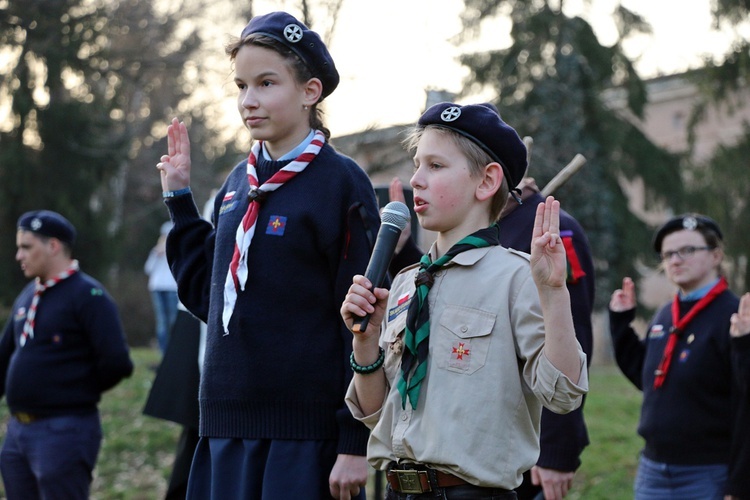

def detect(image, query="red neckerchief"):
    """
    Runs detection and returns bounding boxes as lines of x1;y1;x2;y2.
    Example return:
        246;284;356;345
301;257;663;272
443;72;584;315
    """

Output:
222;131;325;335
21;260;79;347
653;276;728;389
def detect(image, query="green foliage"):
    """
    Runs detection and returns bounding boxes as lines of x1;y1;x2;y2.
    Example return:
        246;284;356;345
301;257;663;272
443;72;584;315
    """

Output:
458;0;686;306
683;0;750;293
0;0;246;345
0;354;644;498
685;126;750;291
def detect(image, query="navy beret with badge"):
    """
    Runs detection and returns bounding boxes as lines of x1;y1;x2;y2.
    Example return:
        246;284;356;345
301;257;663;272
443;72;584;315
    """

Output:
240;11;339;100
18;210;76;245
418;102;528;190
652;213;723;253
17;210;77;246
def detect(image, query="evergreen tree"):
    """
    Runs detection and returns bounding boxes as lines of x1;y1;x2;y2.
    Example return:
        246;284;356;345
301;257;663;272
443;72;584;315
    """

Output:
685;0;750;291
0;0;217;337
458;0;685;303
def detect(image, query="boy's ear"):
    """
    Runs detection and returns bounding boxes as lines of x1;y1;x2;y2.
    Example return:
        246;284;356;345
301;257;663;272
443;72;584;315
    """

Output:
302;77;323;106
476;162;503;202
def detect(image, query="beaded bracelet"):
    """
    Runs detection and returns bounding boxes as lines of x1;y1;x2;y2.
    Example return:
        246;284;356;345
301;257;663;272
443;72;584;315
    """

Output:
350;347;385;375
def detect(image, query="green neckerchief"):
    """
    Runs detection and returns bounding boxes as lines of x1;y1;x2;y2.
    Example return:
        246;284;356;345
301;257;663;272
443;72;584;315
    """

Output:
397;223;501;409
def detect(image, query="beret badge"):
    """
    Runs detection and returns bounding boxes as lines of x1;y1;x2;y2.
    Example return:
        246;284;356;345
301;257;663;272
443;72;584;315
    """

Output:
440;106;461;122
31;218;42;231
682;216;698;231
283;24;303;43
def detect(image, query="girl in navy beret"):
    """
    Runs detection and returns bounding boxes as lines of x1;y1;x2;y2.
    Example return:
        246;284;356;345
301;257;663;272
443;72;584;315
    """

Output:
610;214;750;498
156;11;378;500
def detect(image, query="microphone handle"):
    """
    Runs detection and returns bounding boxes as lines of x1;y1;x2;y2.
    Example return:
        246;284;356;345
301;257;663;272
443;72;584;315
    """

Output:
352;224;401;333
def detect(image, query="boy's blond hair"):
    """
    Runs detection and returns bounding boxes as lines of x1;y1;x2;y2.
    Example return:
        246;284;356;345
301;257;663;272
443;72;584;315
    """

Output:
403;125;510;221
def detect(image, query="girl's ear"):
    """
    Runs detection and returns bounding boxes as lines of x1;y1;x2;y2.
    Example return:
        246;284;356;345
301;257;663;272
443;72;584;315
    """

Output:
476;162;503;202
302;77;323;107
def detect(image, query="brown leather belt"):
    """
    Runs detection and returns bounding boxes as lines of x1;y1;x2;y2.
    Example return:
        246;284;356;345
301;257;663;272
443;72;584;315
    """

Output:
386;466;468;494
12;412;38;424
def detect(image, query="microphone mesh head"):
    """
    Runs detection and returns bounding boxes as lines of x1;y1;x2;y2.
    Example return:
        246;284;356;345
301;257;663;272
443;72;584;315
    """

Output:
381;201;411;230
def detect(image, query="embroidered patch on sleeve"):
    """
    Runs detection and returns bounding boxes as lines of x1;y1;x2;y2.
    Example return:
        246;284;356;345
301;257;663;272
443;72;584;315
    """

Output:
219;192;238;216
388;292;410;322
561;230;586;284
648;324;665;339
14;307;27;322
266;215;287;236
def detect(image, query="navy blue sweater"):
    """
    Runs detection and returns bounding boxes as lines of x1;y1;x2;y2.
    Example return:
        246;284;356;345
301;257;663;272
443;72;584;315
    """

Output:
0;271;134;416
165;143;379;455
610;290;750;495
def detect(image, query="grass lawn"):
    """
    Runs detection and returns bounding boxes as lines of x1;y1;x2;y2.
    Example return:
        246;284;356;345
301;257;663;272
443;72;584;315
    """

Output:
0;349;643;499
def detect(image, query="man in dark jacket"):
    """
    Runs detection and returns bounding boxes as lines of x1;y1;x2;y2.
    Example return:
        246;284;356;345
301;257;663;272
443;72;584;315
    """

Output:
0;210;134;499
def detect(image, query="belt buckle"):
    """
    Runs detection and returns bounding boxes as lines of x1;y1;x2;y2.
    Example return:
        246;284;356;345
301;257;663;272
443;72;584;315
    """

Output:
394;469;428;494
15;412;35;424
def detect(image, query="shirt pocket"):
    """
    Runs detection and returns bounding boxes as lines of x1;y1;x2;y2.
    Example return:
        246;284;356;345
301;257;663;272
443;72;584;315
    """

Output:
435;304;496;375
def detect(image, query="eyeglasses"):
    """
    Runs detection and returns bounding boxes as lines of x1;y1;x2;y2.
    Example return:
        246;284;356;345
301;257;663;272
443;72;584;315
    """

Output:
660;245;715;261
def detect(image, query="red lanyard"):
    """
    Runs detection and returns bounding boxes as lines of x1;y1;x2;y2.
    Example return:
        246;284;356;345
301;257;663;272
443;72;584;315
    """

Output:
653;277;727;389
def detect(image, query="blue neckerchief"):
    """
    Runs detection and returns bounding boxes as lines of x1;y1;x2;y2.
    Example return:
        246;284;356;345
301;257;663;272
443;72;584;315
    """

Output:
261;129;315;161
680;277;720;301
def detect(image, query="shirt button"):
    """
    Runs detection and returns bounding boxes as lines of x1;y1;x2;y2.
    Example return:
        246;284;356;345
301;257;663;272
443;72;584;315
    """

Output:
401;413;408;421
461;325;468;333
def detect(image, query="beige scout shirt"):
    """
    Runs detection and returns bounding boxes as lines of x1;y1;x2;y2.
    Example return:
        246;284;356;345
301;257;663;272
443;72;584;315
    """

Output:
345;244;588;489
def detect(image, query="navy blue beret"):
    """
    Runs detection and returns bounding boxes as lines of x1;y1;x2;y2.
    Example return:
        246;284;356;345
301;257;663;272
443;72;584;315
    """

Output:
240;11;339;100
652;213;723;252
418;102;528;190
17;210;76;245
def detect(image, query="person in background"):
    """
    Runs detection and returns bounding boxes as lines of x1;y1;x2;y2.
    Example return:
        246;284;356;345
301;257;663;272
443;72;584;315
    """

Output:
155;11;380;499
143;301;201;500
143;196;215;500
388;174;595;500
729;292;750;498
0;210;134;499
609;213;749;499
144;221;179;354
342;102;588;498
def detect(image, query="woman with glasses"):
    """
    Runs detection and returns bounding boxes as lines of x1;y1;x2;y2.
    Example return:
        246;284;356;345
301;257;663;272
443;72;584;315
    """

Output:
609;213;750;500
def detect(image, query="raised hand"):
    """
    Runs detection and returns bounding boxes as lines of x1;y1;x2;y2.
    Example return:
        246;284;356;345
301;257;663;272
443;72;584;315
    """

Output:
730;292;750;338
610;277;637;312
156;118;192;192
530;196;566;289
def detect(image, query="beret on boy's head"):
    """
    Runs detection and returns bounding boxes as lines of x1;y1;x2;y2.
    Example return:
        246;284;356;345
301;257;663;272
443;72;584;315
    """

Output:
418;102;528;190
17;210;77;246
652;213;723;252
240;11;339;100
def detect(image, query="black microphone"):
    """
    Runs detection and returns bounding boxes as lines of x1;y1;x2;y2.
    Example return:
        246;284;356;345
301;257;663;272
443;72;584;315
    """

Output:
352;201;411;333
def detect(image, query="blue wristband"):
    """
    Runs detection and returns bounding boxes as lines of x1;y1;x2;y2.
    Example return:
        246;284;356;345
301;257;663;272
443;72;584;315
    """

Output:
163;187;191;199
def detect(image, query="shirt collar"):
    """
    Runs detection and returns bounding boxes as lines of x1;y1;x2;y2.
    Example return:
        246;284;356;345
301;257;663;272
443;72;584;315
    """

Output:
680;277;720;301
261;129;315;161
